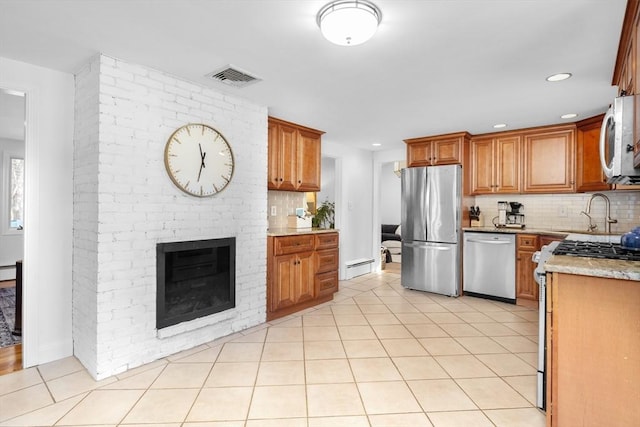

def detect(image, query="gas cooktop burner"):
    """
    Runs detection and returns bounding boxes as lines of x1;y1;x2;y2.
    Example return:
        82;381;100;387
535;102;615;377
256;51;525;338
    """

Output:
553;240;640;262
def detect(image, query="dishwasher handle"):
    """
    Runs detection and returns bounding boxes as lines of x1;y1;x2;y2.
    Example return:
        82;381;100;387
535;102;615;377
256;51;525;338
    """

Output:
466;238;513;245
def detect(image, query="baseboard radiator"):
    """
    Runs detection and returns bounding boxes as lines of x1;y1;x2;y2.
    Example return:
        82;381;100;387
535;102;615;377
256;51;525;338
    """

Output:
345;258;374;280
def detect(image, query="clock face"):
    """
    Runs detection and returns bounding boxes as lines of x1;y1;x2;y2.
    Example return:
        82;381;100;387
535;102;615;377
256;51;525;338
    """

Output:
164;124;234;197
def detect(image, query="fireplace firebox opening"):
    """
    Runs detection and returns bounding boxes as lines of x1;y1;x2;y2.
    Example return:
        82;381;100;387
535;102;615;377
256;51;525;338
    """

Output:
156;238;235;329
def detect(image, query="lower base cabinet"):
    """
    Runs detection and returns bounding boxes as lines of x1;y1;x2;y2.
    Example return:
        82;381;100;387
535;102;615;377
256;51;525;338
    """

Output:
267;232;339;320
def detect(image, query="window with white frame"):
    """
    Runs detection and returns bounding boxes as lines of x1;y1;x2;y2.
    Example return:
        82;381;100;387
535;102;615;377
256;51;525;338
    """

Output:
9;156;24;230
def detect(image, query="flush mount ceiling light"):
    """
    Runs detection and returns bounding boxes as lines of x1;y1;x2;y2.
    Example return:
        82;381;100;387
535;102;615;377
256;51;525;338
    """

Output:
316;0;382;46
546;73;572;82
493;123;507;129
561;113;578;119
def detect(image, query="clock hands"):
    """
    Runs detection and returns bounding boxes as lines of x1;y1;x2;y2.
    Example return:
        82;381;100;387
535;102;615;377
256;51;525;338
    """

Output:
197;143;207;182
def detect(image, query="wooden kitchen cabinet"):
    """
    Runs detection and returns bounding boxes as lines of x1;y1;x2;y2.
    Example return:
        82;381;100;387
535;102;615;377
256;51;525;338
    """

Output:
267;232;339;320
546;272;640;427
268;117;324;192
515;234;538;304
522;125;576;193
405;132;470;167
575;115;610;192
470;134;521;194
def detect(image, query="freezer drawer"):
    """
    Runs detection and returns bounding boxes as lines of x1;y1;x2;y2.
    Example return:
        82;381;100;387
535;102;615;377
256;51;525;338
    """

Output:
401;241;460;297
463;232;516;301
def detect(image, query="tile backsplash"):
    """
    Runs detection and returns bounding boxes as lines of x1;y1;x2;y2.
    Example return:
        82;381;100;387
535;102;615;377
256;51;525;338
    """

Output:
268;191;306;229
473;191;640;234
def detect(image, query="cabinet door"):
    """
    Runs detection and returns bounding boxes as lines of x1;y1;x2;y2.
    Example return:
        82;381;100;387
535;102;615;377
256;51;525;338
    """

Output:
432;137;462;165
296;129;321;191
576;115;609;192
277;124;299;190
267;121;280;189
470;137;494;194
407;141;432;167
523;127;575;193
495;135;521;193
271;254;297;312
316;271;338;298
315;248;339;274
516;249;537;300
296;251;315;304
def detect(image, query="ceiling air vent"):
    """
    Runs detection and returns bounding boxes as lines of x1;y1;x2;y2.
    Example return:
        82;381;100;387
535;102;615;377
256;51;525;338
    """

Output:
205;65;261;88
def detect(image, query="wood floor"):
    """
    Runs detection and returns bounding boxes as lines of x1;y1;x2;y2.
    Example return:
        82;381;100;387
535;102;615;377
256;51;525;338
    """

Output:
0;279;23;375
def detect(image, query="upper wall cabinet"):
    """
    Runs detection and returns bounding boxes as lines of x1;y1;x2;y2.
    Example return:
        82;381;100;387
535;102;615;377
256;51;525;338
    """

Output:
268;117;324;192
470;134;521;195
522;125;576;193
576;115;610;192
405;132;471;168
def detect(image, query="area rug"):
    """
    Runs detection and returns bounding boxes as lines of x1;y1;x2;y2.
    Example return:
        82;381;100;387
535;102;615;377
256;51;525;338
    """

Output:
0;287;21;347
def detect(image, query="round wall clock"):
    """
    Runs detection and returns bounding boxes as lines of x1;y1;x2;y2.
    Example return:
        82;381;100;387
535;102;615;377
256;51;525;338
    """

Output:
164;123;234;197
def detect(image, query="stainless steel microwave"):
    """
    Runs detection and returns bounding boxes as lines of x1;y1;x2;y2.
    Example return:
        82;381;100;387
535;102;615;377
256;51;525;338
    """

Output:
599;95;640;184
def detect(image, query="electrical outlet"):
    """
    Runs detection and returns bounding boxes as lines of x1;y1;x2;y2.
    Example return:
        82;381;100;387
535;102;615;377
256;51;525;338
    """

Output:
558;205;568;217
270;206;277;216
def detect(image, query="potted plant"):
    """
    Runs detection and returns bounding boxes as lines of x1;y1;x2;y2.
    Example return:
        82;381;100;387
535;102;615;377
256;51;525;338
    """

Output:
312;199;335;229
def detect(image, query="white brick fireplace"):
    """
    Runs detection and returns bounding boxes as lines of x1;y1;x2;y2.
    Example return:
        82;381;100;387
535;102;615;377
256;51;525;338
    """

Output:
73;54;268;380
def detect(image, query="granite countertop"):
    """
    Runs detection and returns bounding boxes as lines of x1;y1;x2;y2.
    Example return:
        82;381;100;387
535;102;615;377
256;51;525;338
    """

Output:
462;226;571;236
545;255;640;281
267;228;338;237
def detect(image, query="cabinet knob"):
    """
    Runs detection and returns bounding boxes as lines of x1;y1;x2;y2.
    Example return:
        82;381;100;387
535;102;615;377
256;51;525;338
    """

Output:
279;178;283;182
298;180;301;183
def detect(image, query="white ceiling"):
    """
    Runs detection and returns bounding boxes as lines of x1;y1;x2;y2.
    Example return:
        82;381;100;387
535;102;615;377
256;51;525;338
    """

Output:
0;0;628;151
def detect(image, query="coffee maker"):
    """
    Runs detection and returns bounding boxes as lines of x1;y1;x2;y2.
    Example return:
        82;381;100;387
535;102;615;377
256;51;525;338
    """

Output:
496;201;525;228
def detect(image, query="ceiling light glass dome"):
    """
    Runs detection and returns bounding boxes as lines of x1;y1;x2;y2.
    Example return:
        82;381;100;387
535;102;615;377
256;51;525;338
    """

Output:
317;0;382;46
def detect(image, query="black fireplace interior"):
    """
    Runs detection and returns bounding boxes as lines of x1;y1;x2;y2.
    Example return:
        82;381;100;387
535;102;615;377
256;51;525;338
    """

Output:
157;238;235;329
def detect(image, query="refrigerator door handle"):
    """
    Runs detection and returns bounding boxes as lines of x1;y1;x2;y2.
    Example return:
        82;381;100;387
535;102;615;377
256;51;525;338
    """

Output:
467;239;513;245
405;242;449;251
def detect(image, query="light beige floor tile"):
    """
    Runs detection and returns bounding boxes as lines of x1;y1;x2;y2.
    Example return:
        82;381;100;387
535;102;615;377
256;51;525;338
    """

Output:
470;322;521;336
456;377;530;409
394;313;431;324
373;287;401;296
342;340;387;358
406;324;449;338
172;346;222;363
378;296;408;305
37;356;84;381
46;369;117;401
413;303;451;313
504;322;540;335
492;336;538;353
115;359;168;380
230;328;268;343
269;317;303;327
503;375;538;405
307;383;364;417
454;337;509;354
261;341;304;361
515;352;538;368
305;359;354;383
385;304;420;314
303;326;341;341
245;418;306;427
216;342;264;362
440;303;477;313
358;304;392;314
0;393;85;427
484;408;546;426
122;388;200;424
364;313;400;325
476;353;537;377
308;415;369;427
426;313;466;324
454;311;495;323
354;295;383;305
349;357;401;382
380;338;429;357
331;304;363;315
151;363;212;388
511;311;539;322
371;324;413;339
486;311;529;323
419;337;469;356
333;314;369;326
370;413;433;426
338;325;377;340
188;422;243;427
357;381;422;414
434;355;496;378
408;379;477;412
101;366;165;390
303;315;336;327
166;345;211;362
256;360;305;385
57;389;144;425
392;356;449;380
439;323;484;337
204;362;258;387
186;387;252;422
427;410;494;427
304;340;347;359
0;367;42;396
248;385;307;419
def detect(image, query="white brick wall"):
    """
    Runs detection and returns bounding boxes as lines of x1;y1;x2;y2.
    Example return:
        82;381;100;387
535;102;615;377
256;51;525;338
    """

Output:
73;54;268;380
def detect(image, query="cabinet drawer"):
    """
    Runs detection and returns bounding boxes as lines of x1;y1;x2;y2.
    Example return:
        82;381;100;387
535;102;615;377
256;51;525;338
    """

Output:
316;271;338;298
315;232;339;250
273;235;315;255
316;249;339;274
517;234;538;250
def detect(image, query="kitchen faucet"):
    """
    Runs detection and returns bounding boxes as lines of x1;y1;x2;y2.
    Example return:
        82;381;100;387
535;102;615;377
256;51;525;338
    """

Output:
581;193;617;233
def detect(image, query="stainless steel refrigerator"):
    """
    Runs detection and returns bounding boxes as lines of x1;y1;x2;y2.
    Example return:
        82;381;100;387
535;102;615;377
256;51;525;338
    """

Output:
401;165;461;296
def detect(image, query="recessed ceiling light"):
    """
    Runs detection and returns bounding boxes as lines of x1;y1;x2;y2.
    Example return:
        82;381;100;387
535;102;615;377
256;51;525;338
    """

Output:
372;143;382;147
561;113;578;119
493;123;507;129
546;73;572;82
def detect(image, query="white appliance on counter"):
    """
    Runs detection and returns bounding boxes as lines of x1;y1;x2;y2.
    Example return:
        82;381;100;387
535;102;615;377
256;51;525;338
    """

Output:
462;231;516;303
401;165;461;296
599;94;640;184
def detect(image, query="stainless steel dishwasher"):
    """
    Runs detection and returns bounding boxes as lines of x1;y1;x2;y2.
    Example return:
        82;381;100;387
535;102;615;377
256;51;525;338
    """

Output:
463;231;516;303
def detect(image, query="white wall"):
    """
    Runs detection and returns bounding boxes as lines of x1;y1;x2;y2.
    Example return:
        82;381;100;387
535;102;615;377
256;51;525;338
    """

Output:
0;137;25;281
0;56;75;367
379;161;402;225
318;156;336;207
